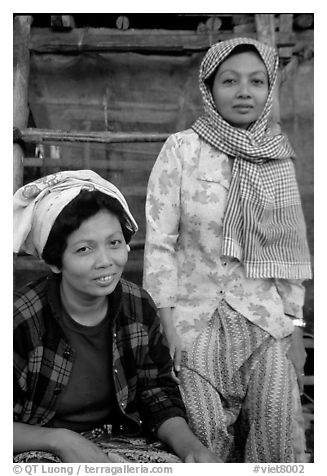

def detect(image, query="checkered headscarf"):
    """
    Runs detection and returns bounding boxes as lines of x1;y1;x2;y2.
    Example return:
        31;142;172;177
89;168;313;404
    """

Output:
193;37;312;279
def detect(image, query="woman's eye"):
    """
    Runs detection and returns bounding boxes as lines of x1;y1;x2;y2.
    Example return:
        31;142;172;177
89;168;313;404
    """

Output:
110;240;122;248
222;78;235;84
252;78;265;85
76;246;91;254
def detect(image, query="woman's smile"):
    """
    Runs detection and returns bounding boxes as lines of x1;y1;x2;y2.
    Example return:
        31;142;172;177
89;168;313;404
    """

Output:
94;273;116;285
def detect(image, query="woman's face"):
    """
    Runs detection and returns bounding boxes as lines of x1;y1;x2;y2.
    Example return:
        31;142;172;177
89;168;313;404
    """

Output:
212;50;269;129
59;209;128;303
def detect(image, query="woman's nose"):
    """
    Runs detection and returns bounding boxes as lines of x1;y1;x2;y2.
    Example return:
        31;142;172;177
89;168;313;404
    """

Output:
95;247;113;267
237;81;251;97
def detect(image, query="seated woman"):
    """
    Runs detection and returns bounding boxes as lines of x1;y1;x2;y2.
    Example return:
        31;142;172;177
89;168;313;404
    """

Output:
13;170;221;463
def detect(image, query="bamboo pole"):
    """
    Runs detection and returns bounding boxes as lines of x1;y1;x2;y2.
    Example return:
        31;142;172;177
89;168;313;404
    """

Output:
13;15;33;193
16;128;170;145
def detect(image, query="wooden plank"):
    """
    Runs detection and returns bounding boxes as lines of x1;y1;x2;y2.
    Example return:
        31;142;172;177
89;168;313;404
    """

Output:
29;27;312;54
13;15;33;193
29;27;244;53
27;21;314;55
18;128;170;145
23;156;157;170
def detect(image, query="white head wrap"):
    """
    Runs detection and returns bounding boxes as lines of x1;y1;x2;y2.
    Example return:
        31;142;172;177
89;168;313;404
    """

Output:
13;170;138;258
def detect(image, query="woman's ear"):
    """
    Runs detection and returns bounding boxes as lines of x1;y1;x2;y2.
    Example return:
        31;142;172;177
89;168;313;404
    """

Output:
49;264;61;274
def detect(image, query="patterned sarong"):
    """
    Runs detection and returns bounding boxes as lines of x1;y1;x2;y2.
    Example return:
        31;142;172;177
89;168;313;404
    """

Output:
13;426;182;463
179;300;306;462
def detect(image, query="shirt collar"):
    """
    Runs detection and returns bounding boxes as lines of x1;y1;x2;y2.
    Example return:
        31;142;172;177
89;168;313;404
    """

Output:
45;273;123;325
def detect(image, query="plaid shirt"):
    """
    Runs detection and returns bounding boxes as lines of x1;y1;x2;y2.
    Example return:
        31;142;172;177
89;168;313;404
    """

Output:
14;274;186;436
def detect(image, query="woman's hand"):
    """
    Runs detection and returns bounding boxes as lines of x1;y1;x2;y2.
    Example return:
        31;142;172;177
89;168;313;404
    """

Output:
157;416;223;463
184;447;223;463
287;327;307;394
52;429;112;463
158;308;183;378
14;423;113;463
165;326;183;376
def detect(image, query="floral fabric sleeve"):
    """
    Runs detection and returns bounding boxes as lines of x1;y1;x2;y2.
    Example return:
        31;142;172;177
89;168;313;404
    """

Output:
143;135;182;308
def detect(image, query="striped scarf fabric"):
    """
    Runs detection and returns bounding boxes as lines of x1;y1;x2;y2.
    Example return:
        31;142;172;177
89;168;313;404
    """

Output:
192;37;312;279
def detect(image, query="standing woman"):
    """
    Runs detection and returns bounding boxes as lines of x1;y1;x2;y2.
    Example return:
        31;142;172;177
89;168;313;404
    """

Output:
143;37;312;462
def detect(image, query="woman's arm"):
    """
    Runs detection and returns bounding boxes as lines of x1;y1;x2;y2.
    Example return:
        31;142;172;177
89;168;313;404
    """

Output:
287;327;307;393
157;416;221;462
14;422;111;463
274;279;307;391
159;307;182;373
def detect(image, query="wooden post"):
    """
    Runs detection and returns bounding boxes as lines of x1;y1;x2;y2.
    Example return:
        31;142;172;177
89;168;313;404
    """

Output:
13;15;32;193
255;14;280;126
255;14;276;46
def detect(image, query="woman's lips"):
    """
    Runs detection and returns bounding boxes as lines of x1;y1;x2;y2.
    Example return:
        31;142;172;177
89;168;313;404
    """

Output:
233;104;253;111
94;274;115;284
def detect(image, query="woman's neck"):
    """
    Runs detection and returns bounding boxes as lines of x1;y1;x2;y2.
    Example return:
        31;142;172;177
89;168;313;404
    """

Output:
59;283;108;326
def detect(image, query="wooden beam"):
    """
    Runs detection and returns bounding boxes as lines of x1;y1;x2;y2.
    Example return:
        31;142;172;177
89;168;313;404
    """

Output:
29;27;242;53
13;15;33;193
17;128;170;145
28;26;312;55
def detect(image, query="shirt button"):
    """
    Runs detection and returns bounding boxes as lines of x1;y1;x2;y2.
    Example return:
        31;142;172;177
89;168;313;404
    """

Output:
63;350;71;359
121;402;125;407
219;290;224;295
54;387;61;395
114;369;118;374
222;261;227;266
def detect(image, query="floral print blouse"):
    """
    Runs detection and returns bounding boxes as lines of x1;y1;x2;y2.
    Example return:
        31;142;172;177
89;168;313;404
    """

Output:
143;129;304;350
